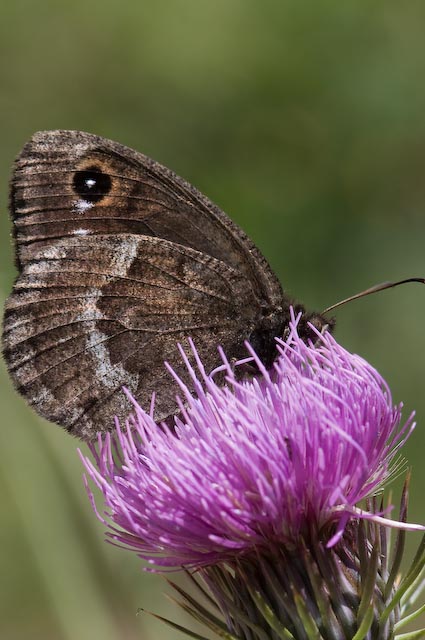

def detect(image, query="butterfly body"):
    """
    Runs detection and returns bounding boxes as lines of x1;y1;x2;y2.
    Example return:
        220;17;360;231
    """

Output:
3;131;329;440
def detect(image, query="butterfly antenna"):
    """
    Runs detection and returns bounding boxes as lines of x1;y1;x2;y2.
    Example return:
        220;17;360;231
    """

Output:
322;278;425;315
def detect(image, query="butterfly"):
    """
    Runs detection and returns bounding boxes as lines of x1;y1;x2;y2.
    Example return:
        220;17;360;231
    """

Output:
2;130;330;440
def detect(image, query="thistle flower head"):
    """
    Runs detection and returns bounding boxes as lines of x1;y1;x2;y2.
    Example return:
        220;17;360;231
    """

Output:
82;316;415;569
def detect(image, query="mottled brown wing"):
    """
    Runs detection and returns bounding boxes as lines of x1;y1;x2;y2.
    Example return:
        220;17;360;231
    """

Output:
10;130;283;305
3;130;286;440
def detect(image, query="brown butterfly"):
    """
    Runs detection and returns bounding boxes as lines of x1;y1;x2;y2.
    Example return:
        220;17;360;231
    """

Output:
2;131;329;441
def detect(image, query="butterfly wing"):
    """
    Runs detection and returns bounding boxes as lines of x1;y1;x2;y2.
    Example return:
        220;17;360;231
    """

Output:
3;130;285;439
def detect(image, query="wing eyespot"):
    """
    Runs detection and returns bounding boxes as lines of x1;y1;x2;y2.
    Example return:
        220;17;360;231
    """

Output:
72;165;112;203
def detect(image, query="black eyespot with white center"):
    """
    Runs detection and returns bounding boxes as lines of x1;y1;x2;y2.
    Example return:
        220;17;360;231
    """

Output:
72;165;112;203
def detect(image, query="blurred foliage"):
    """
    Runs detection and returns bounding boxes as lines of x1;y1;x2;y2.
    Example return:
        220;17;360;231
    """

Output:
1;1;425;638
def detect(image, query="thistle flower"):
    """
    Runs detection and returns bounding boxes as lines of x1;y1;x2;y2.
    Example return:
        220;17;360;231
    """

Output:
82;315;425;639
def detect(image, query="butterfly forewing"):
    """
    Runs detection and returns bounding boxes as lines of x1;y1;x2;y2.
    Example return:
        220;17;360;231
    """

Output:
10;131;283;299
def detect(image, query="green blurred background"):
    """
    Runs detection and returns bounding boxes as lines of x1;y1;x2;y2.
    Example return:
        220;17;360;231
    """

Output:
1;1;425;638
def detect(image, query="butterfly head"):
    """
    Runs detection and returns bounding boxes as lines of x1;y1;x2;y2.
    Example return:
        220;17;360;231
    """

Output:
248;303;334;370
291;304;336;344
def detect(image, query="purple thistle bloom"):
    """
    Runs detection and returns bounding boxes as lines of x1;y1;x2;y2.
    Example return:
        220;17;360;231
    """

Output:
81;316;417;570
